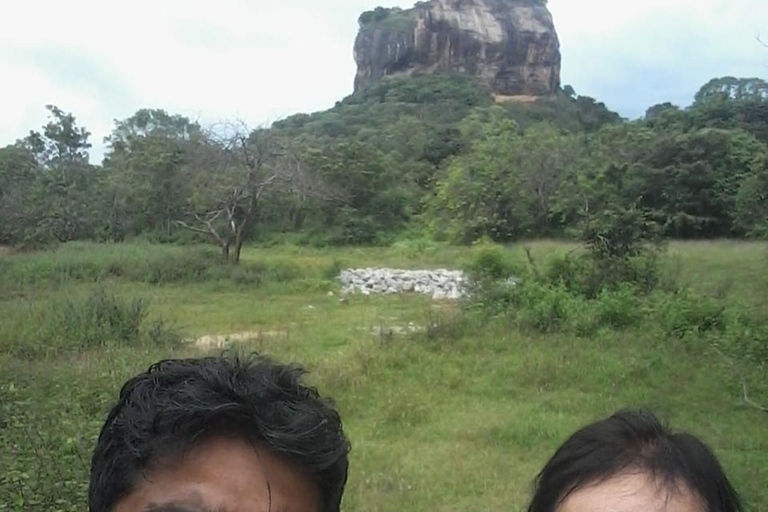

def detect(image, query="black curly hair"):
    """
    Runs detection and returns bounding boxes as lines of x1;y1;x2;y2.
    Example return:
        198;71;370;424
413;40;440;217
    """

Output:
527;409;743;512
89;355;350;512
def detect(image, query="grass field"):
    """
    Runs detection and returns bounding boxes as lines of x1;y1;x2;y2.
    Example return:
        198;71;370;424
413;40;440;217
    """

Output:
0;241;766;512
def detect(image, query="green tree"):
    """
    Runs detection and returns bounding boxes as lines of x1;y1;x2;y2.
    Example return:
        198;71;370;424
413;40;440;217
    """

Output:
431;122;583;242
735;156;768;237
0;145;38;244
104;109;205;241
21;106;105;243
304;141;409;244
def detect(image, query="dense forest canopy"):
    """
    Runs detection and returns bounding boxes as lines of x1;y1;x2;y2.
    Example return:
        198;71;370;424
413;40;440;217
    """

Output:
1;75;767;254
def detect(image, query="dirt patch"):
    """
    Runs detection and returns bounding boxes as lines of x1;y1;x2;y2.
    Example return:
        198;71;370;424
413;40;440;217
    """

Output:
493;94;541;104
0;245;11;256
190;330;287;349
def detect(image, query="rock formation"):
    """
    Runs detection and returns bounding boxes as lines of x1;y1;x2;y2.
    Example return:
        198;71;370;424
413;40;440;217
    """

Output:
354;0;561;98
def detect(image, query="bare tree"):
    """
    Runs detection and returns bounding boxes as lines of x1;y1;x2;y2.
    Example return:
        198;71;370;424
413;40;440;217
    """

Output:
175;123;329;264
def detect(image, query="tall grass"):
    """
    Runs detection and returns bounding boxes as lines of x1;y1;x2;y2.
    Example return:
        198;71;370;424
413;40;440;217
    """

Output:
0;287;180;358
0;242;307;288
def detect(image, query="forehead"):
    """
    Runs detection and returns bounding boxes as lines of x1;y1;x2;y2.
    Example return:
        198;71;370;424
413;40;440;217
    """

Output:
113;437;321;512
556;472;705;512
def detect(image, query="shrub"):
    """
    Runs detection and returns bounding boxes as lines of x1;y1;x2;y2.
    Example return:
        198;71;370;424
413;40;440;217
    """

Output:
465;241;521;282
514;282;577;333
546;249;663;298
594;285;642;329
651;291;728;339
717;313;768;367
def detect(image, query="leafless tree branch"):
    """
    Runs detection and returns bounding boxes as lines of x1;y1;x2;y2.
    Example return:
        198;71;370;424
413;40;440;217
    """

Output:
173;220;212;236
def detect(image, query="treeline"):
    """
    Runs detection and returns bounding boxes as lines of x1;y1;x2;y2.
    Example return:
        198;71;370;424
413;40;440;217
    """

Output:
1;75;767;255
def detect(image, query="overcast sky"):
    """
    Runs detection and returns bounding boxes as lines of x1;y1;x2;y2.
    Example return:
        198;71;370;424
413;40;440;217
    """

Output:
1;0;766;162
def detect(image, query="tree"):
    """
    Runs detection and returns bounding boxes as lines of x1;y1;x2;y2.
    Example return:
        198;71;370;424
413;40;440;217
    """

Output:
176;125;326;263
694;77;768;103
0;145;38;244
104;109;206;241
735;156;768;237
303;141;409;244
431;121;583;243
23;105;92;166
20;106;105;243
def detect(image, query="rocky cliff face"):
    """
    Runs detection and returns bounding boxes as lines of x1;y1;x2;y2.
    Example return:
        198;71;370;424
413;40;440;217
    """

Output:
354;0;561;98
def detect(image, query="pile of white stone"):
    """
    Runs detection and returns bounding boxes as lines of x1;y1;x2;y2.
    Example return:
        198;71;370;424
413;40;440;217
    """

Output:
340;268;467;300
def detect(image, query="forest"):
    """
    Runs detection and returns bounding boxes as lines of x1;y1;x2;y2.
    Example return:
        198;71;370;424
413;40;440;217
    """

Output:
2;75;767;260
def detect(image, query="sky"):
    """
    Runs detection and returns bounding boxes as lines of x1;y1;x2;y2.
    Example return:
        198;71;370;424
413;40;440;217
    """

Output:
0;0;766;162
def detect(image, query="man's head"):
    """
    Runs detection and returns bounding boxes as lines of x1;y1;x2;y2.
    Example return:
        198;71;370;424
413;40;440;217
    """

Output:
89;356;350;512
527;409;743;512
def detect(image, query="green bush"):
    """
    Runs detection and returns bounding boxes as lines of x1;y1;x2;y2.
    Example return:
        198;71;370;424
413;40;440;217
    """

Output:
515;282;576;333
465;241;521;282
462;242;528;315
594;285;642;329
546;250;663;298
717;313;768;367
651;291;727;339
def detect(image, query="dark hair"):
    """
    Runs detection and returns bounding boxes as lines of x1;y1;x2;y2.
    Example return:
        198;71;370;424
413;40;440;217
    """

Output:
527;409;743;512
89;355;350;512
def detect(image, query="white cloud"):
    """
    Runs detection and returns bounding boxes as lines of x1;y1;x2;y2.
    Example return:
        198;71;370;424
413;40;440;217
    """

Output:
1;0;766;162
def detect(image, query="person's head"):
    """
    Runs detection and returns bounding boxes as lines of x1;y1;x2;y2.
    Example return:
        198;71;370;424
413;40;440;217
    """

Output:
89;355;350;512
527;409;743;512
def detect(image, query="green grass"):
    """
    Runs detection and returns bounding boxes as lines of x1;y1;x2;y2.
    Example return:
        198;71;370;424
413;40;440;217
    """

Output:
1;241;766;512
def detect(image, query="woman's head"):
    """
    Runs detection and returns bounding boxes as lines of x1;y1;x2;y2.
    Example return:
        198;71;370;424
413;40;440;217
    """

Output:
527;410;743;512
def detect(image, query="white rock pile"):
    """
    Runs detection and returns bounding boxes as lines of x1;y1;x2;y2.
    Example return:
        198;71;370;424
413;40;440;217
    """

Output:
340;268;467;300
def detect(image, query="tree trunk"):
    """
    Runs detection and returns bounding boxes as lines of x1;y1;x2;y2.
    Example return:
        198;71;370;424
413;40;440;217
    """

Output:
111;191;122;243
233;196;258;266
221;242;230;261
234;238;244;265
292;207;305;230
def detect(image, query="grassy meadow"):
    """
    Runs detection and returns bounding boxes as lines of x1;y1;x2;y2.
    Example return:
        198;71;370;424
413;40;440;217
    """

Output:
0;240;766;512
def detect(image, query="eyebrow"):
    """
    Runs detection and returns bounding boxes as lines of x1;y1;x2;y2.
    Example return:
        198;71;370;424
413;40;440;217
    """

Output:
143;501;297;512
144;504;221;512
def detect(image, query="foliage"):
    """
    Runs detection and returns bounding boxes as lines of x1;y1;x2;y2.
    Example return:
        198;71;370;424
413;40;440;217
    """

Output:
358;7;404;27
430;121;584;243
2;75;768;250
0;146;37;243
464;240;521;282
735;158;768;237
104;109;206;241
